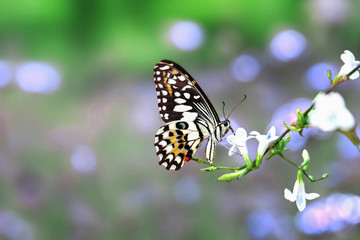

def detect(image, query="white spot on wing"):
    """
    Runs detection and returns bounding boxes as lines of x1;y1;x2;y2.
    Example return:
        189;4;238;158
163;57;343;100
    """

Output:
170;164;177;170
188;132;200;141
166;154;174;161
164;145;173;154
178;75;186;81
161;90;168;95
174;156;182;164
164;113;169;119
184;93;190;99
175;98;186;104
159;65;170;70
162;98;167;103
156;71;160;75
168;79;176;84
162;106;166;110
194;95;200;99
181;112;198;121
174;105;192;112
174;92;181;97
159;140;167;147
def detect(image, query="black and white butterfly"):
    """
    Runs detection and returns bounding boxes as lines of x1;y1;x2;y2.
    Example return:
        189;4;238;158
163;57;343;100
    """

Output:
154;60;233;170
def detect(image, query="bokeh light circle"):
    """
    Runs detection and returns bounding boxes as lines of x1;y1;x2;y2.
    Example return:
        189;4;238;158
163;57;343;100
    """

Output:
231;54;262;82
15;62;61;94
0;61;12;88
270;30;307;62
169;21;204;51
70;145;98;174
303;62;336;91
295;193;360;235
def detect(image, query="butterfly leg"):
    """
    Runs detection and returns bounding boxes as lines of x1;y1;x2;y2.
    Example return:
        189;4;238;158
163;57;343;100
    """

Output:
205;138;216;163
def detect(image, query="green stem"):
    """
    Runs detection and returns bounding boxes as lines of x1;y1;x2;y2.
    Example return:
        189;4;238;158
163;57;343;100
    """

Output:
279;154;299;169
191;158;246;171
278;154;326;183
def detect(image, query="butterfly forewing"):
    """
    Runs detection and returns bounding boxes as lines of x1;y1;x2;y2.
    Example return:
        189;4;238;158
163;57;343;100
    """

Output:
154;60;219;125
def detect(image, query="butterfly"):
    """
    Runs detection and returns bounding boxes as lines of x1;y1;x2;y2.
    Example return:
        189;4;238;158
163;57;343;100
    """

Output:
154;60;233;170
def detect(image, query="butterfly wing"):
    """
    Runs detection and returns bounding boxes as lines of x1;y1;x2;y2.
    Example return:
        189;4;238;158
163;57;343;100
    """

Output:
154;121;210;170
154;60;220;125
153;60;221;170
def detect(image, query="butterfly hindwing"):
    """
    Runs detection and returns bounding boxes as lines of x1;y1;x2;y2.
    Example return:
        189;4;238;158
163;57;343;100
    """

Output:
154;121;210;170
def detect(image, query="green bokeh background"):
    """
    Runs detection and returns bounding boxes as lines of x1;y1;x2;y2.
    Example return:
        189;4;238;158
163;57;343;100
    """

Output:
0;0;360;239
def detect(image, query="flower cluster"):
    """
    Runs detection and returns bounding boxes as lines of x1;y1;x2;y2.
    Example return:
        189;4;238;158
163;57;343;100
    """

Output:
226;126;279;168
308;92;355;132
338;50;360;80
284;150;320;212
223;50;359;212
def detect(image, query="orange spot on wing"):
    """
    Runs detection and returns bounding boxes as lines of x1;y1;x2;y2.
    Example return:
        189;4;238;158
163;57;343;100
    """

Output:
184;156;190;162
166;84;173;96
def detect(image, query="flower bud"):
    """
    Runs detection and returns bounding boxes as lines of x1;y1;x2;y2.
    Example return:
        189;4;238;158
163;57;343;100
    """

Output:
327;69;332;80
322;173;329;179
217;168;248;182
296;109;305;126
284;135;291;144
200;166;217;172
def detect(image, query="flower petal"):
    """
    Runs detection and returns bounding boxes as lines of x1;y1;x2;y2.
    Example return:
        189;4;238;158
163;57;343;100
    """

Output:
236;128;247;138
309;92;355;132
345;50;355;62
227;135;236;145
228;145;237;156
349;70;360;80
249;130;260;136
305;192;320;200
284;188;296;202
296;194;306;212
267;126;276;137
338;109;356;131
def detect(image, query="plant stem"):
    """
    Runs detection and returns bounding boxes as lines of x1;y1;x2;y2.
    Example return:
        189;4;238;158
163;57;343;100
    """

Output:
191;158;246;171
278;154;326;183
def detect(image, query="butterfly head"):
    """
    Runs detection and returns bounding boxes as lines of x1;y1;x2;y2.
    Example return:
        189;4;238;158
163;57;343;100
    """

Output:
219;119;234;138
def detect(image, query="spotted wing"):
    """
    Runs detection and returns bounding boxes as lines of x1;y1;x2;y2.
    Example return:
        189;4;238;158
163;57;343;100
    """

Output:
153;60;220;126
154;121;211;170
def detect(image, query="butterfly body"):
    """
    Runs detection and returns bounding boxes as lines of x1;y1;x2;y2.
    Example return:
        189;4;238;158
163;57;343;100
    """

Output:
154;60;232;170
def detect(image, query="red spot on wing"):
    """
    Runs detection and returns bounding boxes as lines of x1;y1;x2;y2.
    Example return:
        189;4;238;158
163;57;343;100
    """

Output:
184;156;190;162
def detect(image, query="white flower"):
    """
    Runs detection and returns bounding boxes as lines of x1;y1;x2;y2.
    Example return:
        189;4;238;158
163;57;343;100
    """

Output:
284;178;319;212
227;128;253;156
250;126;279;157
339;50;360;80
308;92;355;132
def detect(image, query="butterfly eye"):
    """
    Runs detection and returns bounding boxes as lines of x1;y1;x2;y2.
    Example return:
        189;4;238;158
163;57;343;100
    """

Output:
223;121;229;127
176;122;188;129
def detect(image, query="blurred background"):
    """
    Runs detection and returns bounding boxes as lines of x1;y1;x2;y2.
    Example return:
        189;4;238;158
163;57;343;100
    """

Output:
0;0;360;239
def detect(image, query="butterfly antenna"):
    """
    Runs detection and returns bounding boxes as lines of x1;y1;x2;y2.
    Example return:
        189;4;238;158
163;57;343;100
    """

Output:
222;101;226;119
226;94;247;119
